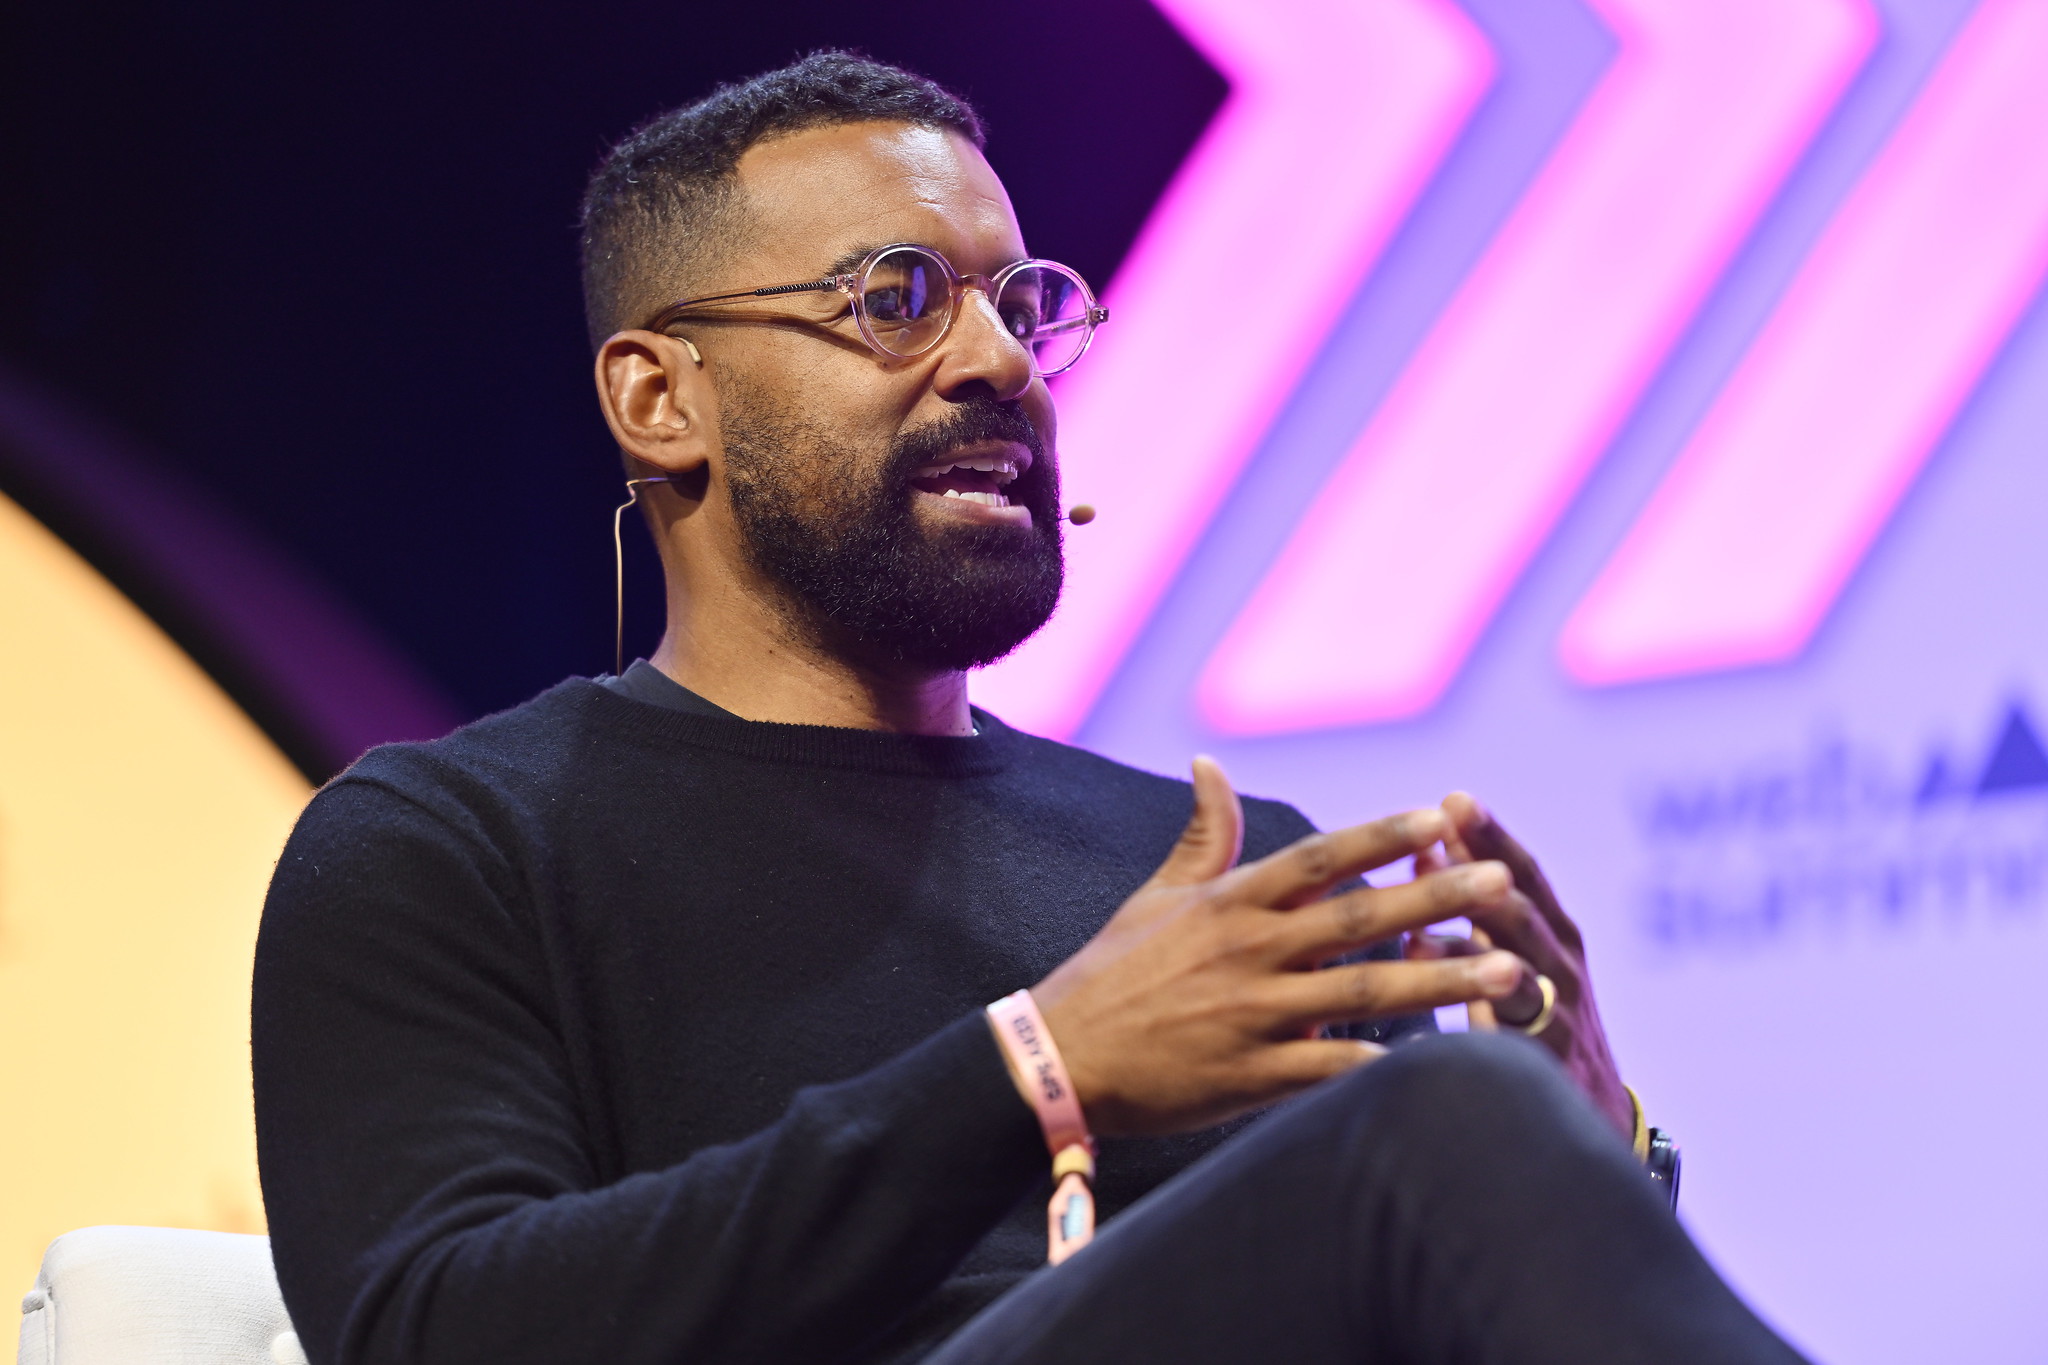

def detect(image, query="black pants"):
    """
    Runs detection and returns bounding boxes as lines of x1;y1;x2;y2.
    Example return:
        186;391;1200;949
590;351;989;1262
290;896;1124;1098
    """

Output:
926;1033;1806;1365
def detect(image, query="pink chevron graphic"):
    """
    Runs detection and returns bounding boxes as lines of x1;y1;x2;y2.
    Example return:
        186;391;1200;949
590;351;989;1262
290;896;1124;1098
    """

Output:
1197;0;1875;735
1561;0;2048;686
970;0;1493;738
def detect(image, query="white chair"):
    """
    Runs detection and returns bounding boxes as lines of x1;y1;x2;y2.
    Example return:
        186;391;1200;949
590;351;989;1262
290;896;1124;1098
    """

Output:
17;1227;304;1365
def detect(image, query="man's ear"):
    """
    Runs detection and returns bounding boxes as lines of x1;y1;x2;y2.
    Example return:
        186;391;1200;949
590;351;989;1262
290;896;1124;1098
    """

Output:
594;331;716;475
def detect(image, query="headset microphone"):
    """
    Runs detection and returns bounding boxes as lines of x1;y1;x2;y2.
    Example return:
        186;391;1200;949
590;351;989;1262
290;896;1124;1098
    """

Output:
614;476;673;677
1066;504;1096;526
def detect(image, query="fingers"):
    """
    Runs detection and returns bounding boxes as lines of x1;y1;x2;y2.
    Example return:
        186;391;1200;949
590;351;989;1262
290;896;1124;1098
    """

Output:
1227;807;1449;910
1464;888;1569;981
1460;927;1504;1032
1471;926;1544;1026
1256;1037;1387;1093
1265;952;1524;1031
1273;860;1511;962
1404;931;1482;960
1443;792;1582;951
1149;756;1246;888
1447;924;1543;1030
1444;793;1535;893
1488;967;1549;1028
1466;901;1582;1037
1436;801;1475;866
1392;933;1540;1031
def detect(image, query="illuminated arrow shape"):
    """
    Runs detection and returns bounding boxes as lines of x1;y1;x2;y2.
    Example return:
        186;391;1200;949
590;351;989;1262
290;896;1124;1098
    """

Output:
971;0;1494;738
1198;0;1875;735
1561;0;2048;685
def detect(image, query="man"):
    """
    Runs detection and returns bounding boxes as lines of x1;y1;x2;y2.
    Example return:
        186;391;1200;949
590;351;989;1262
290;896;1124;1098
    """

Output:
253;52;1806;1365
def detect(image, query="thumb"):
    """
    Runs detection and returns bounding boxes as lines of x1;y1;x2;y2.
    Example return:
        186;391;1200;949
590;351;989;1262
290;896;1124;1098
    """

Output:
1151;755;1245;887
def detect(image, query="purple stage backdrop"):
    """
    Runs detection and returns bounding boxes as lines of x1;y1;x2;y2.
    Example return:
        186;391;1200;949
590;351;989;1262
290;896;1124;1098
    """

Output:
976;0;2048;1358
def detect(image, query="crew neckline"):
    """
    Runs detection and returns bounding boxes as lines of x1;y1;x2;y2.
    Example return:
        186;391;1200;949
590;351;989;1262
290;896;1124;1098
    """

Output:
568;678;1020;778
602;659;981;737
600;660;743;719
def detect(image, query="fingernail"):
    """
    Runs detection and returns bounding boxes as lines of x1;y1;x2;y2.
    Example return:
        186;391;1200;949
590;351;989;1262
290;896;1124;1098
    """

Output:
1449;791;1492;827
1408;808;1447;839
1464;862;1509;897
1477;953;1521;994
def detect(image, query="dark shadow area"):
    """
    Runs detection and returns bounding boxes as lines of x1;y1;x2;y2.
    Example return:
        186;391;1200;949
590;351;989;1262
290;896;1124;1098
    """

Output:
0;363;463;781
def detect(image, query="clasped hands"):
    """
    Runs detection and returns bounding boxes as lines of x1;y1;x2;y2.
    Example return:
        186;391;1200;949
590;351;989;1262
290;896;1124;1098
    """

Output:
1032;757;1633;1140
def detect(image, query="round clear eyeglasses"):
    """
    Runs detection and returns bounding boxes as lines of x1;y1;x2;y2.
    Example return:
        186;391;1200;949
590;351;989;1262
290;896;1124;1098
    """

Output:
644;242;1109;376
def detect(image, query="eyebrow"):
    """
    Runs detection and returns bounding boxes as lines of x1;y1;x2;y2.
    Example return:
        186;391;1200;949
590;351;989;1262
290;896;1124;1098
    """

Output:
809;243;1032;282
816;244;886;279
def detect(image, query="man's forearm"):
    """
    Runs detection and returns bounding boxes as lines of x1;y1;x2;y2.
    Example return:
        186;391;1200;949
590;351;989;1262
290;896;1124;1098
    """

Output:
267;1013;1044;1365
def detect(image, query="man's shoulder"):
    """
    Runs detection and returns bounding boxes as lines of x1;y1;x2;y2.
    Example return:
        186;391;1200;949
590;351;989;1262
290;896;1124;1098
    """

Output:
309;677;617;833
341;673;590;777
979;710;1317;858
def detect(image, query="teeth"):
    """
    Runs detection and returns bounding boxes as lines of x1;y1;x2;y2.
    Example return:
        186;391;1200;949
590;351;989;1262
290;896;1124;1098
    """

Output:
939;489;1011;507
915;458;1020;486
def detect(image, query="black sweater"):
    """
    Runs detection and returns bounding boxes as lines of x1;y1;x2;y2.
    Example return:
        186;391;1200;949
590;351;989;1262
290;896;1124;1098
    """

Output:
252;678;1423;1365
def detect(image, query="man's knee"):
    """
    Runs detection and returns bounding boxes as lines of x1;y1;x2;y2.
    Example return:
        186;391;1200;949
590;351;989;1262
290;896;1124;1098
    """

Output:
1304;1030;1595;1161
1374;1030;1570;1115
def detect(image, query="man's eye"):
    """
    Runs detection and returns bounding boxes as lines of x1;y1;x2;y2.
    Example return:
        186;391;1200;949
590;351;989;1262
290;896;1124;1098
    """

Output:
864;267;936;325
866;288;909;322
1000;305;1040;340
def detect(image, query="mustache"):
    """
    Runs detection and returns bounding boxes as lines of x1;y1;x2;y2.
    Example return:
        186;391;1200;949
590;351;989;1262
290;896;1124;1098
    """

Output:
887;398;1046;479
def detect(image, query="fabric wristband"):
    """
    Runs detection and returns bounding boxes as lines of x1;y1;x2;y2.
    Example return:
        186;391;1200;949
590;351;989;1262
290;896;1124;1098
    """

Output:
986;989;1096;1264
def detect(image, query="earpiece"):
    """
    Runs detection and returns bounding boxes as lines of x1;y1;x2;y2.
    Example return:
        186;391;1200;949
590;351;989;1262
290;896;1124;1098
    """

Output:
678;337;703;366
1066;504;1096;526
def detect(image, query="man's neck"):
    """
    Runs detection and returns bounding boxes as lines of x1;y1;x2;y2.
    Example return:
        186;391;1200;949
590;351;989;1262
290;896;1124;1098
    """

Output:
647;608;974;738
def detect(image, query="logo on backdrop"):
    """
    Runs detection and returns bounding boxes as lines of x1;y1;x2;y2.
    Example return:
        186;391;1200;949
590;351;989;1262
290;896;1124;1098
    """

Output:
978;0;2048;739
1633;699;2048;950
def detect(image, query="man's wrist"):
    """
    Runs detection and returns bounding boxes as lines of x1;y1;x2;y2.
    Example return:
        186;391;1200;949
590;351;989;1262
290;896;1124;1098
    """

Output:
1624;1084;1681;1210
987;1012;1040;1110
985;990;1098;1264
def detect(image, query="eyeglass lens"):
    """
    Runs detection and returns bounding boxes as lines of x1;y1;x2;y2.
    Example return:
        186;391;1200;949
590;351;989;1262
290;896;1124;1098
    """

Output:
858;246;1096;374
858;248;951;356
997;264;1093;375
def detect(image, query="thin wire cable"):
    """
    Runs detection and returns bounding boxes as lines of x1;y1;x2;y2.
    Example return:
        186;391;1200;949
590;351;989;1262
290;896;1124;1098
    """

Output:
614;477;672;677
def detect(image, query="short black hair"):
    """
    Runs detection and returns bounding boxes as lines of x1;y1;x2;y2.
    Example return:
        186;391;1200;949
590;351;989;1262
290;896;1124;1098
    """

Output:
578;51;985;350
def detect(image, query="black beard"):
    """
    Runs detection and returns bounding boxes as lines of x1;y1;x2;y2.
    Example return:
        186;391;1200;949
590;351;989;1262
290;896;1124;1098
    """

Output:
721;390;1064;672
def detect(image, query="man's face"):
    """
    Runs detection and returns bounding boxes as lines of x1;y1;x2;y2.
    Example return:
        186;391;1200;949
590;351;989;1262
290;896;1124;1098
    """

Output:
702;122;1063;673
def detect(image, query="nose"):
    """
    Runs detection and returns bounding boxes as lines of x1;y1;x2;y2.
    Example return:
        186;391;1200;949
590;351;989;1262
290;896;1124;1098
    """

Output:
928;285;1035;404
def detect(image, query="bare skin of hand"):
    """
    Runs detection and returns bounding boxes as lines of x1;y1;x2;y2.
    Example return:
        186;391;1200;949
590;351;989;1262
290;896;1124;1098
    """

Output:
1026;758;1532;1138
1406;792;1634;1139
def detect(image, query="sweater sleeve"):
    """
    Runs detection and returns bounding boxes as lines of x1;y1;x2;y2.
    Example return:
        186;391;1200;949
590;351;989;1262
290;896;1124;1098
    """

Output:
252;776;1045;1365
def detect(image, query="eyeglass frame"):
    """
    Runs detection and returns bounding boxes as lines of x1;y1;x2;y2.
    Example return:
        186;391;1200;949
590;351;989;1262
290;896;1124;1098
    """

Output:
641;241;1110;376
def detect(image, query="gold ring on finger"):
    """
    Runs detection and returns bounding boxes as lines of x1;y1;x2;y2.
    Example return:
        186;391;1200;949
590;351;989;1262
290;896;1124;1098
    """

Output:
1517;974;1558;1037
